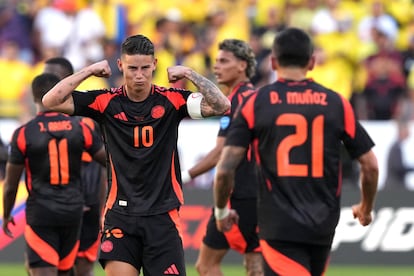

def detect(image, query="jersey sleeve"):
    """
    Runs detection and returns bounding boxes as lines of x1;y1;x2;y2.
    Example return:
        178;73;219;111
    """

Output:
80;120;104;157
72;90;107;122
342;120;375;159
8;126;25;164
224;95;256;148
338;94;375;159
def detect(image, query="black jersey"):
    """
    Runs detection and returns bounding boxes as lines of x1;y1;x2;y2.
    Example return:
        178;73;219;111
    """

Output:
226;78;375;245
8;112;103;226
72;85;192;216
217;82;257;199
79;117;104;206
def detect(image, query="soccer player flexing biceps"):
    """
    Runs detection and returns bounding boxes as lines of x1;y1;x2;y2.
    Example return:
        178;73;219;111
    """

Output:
213;27;379;276
42;34;230;276
2;73;106;276
181;39;263;276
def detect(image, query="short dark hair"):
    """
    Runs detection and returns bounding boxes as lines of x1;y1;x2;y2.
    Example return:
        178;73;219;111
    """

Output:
121;34;154;56
218;39;257;79
272;27;314;67
45;57;74;76
32;73;60;103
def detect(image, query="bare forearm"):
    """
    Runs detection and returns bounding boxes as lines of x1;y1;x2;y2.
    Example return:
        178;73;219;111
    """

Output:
3;163;23;219
214;170;235;208
3;190;17;218
43;67;93;108
2;183;18;220
189;147;222;178
184;69;230;117
213;146;246;208
360;170;378;211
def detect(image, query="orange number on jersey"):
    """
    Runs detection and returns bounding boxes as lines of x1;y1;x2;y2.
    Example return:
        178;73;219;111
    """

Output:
48;138;69;185
276;114;324;177
133;126;154;148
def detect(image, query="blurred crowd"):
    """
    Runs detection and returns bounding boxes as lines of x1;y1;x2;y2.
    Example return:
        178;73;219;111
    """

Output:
2;0;414;123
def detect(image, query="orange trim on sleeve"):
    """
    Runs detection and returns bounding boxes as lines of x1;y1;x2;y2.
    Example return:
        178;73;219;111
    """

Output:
25;225;59;267
80;121;93;150
81;117;96;130
58;240;80;271
88;93;117;112
241;93;257;129
340;95;356;139
260;240;311;276
16;127;26;155
80;118;95;162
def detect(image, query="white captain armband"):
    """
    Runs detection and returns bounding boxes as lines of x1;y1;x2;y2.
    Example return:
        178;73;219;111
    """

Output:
187;92;203;119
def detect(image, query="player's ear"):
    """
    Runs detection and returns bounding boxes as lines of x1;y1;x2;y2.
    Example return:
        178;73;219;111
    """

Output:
308;55;316;71
117;58;123;72
271;56;278;70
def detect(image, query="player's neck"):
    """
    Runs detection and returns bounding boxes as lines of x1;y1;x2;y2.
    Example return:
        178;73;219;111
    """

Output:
36;103;49;113
276;67;308;81
125;84;151;102
226;77;250;94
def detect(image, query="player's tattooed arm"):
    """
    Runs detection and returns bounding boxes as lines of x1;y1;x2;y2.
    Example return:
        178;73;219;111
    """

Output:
185;70;230;117
167;66;230;117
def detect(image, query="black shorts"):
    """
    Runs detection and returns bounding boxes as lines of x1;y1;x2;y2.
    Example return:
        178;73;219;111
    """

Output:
260;239;331;276
99;209;186;275
77;203;101;262
25;223;81;271
203;198;260;254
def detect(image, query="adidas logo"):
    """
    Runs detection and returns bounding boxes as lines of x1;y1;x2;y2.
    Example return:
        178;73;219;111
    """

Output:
114;112;128;121
164;264;179;275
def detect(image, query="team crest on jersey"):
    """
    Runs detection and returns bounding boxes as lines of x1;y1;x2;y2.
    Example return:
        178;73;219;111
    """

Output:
220;116;230;130
151;105;165;119
101;240;113;253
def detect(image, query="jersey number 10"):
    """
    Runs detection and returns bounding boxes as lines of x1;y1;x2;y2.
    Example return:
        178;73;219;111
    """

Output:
133;126;154;148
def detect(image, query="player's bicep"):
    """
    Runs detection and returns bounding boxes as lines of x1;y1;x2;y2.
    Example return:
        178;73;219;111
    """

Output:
50;94;75;115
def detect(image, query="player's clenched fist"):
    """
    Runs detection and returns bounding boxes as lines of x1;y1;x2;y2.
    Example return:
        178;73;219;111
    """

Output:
352;203;373;226
89;60;112;78
167;65;190;83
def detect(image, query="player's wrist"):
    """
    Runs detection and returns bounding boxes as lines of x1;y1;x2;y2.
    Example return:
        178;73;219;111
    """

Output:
214;206;230;220
181;170;192;183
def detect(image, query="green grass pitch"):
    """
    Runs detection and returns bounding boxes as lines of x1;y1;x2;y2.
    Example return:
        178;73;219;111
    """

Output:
1;264;414;275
